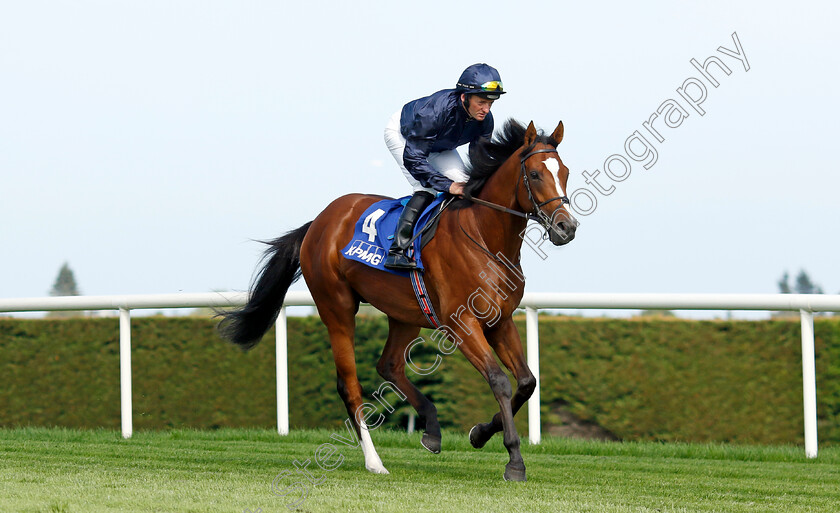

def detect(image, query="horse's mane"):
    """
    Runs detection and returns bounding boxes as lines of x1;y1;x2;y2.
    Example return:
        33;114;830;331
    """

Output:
451;119;558;209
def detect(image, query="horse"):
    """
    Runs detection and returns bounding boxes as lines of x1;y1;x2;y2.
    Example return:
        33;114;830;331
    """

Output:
218;119;577;481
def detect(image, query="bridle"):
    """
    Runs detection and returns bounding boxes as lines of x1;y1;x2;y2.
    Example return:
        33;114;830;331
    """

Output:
467;146;572;234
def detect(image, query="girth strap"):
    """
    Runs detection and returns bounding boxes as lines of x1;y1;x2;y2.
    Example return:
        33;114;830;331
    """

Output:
410;269;442;328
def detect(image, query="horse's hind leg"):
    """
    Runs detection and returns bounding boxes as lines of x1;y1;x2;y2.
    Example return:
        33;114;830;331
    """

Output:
468;317;536;451
315;286;389;474
376;317;442;453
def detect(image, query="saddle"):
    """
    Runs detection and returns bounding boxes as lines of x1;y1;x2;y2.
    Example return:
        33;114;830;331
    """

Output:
341;194;449;276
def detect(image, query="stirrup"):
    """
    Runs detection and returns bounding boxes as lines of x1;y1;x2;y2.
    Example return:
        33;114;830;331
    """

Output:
383;251;418;270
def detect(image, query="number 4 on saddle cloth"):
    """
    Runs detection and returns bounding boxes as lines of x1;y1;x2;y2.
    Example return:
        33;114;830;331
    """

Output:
341;194;449;277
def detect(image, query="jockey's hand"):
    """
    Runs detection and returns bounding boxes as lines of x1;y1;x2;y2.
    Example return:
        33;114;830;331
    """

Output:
449;182;466;197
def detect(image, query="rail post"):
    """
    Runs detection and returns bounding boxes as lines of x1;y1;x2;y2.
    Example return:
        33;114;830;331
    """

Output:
276;306;289;435
526;306;541;444
800;309;818;458
119;307;133;439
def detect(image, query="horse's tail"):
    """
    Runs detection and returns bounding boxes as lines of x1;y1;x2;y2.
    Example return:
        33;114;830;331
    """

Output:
218;221;312;350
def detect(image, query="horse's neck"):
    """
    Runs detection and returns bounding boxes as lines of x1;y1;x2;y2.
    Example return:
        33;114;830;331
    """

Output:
469;158;528;260
477;156;522;213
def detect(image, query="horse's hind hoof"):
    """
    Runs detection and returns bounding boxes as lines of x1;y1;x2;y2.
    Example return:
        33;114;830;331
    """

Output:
421;432;441;454
469;424;488;449
503;464;527;482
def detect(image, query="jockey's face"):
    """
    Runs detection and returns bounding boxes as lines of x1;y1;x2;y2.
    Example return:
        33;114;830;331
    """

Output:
461;94;494;121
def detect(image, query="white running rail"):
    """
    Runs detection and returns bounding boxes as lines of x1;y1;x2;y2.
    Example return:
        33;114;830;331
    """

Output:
2;291;838;458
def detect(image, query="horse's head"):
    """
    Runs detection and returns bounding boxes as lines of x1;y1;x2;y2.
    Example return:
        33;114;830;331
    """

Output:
517;121;578;245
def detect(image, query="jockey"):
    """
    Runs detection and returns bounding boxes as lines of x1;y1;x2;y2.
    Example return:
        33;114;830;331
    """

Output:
383;63;505;270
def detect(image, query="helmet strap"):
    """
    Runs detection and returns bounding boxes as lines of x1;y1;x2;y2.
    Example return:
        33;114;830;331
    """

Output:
461;94;475;120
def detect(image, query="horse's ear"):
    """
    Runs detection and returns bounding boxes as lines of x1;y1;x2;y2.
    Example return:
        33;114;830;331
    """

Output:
551;121;564;144
524;121;537;146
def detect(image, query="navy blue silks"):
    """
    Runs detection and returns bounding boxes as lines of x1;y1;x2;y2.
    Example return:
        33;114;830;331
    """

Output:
399;89;493;192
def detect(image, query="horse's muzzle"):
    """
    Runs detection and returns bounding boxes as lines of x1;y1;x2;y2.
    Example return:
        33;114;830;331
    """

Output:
547;210;578;246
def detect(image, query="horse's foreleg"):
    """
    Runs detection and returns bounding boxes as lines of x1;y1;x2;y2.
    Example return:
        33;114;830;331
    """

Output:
376;318;442;453
457;326;527;481
468;318;535;452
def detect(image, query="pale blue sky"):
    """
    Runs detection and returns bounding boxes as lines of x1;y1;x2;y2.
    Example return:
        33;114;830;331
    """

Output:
2;1;838;318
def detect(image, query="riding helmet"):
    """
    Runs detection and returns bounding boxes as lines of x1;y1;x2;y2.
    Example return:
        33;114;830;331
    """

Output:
455;63;506;100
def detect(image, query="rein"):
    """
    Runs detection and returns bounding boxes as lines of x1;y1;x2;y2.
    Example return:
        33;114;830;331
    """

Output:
418;146;574;261
465;195;533;221
466;147;570;227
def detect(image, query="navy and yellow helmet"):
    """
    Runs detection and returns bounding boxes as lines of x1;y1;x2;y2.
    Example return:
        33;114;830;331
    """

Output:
455;63;506;100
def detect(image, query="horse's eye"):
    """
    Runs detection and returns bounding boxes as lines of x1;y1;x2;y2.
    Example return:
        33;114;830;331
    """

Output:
529;170;540;180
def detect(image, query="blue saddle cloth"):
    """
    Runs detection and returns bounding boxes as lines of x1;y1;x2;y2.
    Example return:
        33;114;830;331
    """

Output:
341;194;447;276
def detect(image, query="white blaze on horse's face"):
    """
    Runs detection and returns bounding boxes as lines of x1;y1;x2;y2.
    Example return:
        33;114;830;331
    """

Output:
541;155;578;244
543;157;565;196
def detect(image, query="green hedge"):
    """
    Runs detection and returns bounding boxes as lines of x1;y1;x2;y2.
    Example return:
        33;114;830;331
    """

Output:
1;315;838;445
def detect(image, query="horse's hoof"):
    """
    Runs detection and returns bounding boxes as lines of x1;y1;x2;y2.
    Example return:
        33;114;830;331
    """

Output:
503;464;527;482
421;432;441;454
365;463;390;475
469;424;487;449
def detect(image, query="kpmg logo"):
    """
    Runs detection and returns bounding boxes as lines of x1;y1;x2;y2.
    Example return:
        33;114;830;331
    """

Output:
344;239;385;266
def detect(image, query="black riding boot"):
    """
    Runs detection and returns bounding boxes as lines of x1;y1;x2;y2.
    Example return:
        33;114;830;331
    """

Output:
383;191;435;270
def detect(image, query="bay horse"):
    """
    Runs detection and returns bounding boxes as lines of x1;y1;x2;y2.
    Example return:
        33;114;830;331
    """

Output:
219;119;577;481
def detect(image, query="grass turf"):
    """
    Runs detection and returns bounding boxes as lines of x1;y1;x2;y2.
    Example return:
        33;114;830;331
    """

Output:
1;427;838;512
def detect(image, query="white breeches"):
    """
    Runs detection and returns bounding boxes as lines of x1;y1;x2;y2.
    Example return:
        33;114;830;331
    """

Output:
383;111;469;193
